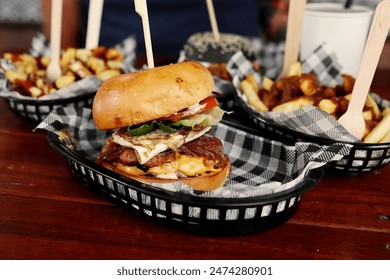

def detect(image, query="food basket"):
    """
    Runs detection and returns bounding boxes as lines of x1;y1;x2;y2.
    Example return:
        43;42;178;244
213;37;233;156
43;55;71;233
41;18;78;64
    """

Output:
234;96;390;175
3;91;95;123
37;107;354;235
228;50;390;175
49;131;323;235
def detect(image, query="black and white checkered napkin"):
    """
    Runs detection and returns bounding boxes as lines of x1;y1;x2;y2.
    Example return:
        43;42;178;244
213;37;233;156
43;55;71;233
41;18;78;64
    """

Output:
36;107;352;199
228;47;389;143
250;38;285;80
249;39;344;85
0;32;137;101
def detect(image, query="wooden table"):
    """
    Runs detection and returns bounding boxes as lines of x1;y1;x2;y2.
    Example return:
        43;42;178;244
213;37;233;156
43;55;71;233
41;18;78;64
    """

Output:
0;69;389;260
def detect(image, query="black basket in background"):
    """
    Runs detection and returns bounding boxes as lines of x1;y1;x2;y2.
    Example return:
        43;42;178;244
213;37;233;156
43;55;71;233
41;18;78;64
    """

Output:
233;96;390;175
3;92;95;123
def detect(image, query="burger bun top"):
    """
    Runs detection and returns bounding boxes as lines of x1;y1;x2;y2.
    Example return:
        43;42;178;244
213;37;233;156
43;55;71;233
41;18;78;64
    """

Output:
93;61;215;130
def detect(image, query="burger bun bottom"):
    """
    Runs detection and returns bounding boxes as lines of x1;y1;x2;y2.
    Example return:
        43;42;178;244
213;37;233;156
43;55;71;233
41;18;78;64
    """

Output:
97;157;230;192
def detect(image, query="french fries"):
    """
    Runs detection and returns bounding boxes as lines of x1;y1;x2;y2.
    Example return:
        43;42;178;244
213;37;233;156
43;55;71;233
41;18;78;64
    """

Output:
364;108;390;143
262;76;274;91
239;62;390;144
379;131;390;143
382;107;390;117
55;75;76;89
318;99;338;116
272;96;314;113
300;75;321;96
240;79;269;112
365;94;381;120
2;46;125;98
288;61;302;76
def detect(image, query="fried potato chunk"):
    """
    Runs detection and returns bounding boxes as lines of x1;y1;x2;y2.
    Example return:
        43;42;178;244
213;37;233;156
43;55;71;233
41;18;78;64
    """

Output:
272;96;315;113
363;110;390;143
2;46;125;98
240;80;269;112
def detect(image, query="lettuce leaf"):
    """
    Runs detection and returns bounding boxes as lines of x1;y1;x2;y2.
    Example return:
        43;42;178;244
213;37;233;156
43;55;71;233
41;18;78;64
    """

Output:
127;107;229;136
170;106;227;127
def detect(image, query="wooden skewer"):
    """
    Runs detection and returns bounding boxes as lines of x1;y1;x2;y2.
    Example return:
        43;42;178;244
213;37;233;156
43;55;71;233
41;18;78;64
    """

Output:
338;0;390;139
85;0;104;50
135;0;154;68
205;0;220;41
46;0;63;82
278;0;307;79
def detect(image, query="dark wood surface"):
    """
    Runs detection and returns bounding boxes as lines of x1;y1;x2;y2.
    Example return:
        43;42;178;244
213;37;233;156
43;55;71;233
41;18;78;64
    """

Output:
0;68;389;260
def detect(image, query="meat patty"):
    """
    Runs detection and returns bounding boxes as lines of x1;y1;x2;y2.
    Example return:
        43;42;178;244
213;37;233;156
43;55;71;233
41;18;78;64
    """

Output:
97;134;226;168
178;135;227;167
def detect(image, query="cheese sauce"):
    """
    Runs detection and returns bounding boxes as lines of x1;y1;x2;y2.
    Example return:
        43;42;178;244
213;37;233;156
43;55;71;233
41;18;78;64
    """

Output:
116;153;221;179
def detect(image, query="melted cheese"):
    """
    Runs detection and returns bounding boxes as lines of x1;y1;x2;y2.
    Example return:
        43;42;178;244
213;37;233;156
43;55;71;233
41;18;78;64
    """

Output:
149;154;222;177
115;154;221;179
113;126;211;164
116;164;145;176
178;154;221;176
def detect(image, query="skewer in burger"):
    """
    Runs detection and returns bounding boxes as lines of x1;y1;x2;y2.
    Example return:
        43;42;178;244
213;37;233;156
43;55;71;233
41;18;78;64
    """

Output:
93;61;231;191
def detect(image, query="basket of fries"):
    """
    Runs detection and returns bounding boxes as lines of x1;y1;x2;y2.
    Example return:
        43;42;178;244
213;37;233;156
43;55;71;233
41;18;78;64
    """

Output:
0;34;136;123
229;51;390;175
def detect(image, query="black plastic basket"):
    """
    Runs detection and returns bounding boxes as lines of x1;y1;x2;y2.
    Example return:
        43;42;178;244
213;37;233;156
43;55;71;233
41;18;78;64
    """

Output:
3;92;95;123
46;121;324;236
234;95;390;175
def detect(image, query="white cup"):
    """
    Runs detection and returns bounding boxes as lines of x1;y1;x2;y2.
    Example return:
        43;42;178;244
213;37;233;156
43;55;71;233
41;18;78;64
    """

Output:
300;3;374;77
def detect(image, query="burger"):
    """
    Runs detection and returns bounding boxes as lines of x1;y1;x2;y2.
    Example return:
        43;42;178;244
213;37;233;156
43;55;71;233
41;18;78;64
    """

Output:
93;61;231;191
182;32;257;80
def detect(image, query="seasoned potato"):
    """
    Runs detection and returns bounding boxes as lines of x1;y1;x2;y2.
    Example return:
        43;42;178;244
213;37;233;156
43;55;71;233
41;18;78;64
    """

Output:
3;46;125;97
240;80;269;112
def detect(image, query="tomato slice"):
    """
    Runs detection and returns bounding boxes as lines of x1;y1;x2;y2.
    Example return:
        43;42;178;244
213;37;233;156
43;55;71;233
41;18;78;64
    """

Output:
157;96;219;122
156;110;188;122
198;96;219;113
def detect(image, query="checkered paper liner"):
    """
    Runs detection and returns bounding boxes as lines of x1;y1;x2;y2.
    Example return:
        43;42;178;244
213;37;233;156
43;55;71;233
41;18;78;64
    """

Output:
250;40;343;86
0;33;137;121
36;107;352;200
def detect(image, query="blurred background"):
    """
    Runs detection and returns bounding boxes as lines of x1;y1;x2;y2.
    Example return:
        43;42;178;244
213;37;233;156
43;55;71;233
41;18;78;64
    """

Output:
0;0;41;54
0;0;388;69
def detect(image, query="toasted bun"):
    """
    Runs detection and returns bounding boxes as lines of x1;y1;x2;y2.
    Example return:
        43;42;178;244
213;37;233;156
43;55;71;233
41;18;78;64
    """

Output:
183;32;256;63
98;156;230;192
93;61;215;130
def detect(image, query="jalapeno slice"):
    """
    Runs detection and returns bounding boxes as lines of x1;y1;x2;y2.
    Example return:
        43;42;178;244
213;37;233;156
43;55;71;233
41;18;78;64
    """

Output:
127;121;181;136
127;122;156;136
156;122;178;133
